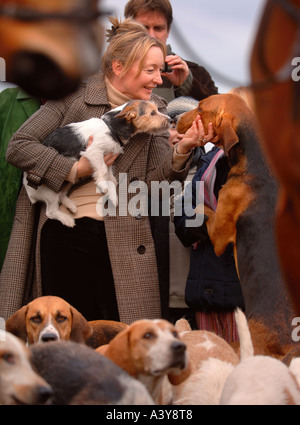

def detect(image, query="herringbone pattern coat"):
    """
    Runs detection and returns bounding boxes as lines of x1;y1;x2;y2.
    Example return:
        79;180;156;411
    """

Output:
0;73;191;323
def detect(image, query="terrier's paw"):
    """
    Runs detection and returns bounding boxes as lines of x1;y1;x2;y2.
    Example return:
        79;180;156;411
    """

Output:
60;215;76;228
96;180;109;194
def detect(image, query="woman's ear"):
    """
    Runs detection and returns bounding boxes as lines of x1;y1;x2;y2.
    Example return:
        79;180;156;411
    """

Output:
112;60;123;77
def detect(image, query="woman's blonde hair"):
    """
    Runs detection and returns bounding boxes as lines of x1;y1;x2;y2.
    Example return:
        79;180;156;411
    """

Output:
102;17;166;78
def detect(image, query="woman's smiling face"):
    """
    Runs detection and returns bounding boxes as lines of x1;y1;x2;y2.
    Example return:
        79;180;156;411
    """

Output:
113;46;164;100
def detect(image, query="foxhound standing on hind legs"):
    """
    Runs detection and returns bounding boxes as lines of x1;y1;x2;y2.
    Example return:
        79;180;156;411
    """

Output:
177;93;300;362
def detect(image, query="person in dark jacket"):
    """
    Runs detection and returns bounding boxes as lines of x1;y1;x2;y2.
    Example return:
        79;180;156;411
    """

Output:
124;0;218;102
174;146;245;342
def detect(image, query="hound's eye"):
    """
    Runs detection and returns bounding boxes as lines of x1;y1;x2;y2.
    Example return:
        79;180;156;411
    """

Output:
172;331;179;338
2;353;15;364
56;315;67;323
30;316;42;324
151;110;156;116
143;332;154;339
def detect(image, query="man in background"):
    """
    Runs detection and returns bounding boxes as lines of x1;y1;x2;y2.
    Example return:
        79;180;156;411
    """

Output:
124;0;218;102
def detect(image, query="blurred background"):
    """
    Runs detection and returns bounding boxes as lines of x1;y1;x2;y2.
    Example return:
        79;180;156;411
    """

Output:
0;0;265;93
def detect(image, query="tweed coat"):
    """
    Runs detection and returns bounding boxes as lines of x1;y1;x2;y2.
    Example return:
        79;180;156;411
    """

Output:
0;73;192;323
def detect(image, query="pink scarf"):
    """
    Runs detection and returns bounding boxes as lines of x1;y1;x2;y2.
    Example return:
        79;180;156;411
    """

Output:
201;149;224;211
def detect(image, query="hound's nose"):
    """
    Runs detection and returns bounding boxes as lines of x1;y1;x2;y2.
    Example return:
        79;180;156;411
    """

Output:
41;333;58;343
36;385;53;404
171;341;186;354
163;114;173;124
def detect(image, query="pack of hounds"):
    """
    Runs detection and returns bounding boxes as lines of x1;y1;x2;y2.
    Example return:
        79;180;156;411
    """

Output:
1;295;300;405
4;94;300;405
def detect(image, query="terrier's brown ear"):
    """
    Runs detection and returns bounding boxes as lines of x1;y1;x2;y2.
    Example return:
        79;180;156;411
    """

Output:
116;105;137;122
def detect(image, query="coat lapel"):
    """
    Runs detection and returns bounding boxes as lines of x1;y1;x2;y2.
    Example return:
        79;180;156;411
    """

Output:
16;89;41;118
84;73;110;107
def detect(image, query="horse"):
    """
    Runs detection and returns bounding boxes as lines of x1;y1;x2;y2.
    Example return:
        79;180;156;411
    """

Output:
0;0;104;99
251;0;300;317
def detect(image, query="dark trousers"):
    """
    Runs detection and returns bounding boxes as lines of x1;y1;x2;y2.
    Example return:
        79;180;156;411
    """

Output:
41;217;120;321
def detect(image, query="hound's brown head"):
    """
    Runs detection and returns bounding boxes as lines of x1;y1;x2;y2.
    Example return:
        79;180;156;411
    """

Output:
6;296;93;345
177;93;255;155
98;319;189;381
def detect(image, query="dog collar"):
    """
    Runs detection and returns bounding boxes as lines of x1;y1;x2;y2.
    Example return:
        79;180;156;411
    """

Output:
102;116;125;147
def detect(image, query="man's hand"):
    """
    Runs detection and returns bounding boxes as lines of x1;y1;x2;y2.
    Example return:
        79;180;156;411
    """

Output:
162;54;190;87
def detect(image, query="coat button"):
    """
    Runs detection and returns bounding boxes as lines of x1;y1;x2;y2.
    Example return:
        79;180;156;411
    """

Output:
134;213;143;220
204;288;214;295
137;245;146;254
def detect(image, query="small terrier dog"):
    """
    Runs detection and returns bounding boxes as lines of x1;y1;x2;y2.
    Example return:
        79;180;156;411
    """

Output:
24;100;171;227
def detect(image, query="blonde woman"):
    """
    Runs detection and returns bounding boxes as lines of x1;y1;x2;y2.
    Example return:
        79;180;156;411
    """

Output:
1;18;208;323
124;0;218;102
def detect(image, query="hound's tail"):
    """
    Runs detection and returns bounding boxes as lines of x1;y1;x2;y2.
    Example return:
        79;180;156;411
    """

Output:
175;318;192;332
235;308;254;360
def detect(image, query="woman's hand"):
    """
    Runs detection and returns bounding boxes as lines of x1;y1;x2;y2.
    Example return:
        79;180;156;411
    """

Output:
104;152;119;167
176;115;218;154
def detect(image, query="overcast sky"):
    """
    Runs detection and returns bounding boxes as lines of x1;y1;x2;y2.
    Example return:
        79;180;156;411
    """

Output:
101;0;266;93
0;0;266;93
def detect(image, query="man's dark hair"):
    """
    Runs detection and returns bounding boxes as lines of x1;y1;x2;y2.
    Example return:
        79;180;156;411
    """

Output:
124;0;173;30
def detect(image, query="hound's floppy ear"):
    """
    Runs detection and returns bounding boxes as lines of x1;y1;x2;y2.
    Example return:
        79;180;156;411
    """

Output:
70;306;93;343
215;112;239;155
6;306;29;342
104;327;138;376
